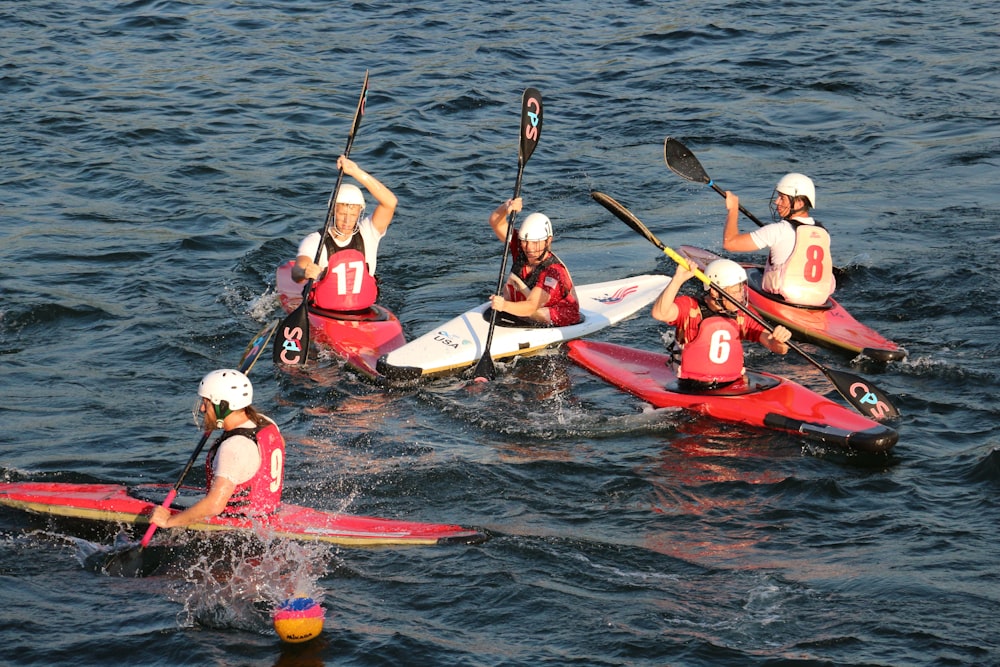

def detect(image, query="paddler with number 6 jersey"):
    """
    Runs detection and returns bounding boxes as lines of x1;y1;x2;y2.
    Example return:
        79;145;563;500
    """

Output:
721;172;836;307
487;196;581;327
150;369;285;530
651;259;792;391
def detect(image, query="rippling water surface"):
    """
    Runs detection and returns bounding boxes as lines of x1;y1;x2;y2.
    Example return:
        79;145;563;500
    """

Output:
2;1;999;665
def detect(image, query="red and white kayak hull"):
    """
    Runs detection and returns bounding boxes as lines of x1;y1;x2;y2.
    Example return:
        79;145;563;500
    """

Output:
0;482;487;547
567;339;898;453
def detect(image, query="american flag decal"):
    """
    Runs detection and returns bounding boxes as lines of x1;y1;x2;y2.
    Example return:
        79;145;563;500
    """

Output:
596;284;638;304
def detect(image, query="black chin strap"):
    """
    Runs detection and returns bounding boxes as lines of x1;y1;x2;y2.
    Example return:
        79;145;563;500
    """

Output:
706;287;745;317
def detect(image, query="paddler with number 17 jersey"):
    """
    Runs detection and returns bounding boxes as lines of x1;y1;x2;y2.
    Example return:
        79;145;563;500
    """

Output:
487;196;580;327
292;156;398;311
651;259;792;391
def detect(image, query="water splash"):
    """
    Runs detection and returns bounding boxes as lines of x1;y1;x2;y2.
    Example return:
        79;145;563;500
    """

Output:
165;532;334;635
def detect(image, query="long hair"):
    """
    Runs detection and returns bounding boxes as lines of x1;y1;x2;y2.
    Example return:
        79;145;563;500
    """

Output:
242;405;270;427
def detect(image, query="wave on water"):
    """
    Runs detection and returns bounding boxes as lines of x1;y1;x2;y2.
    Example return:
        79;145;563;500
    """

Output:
963;446;1000;487
416;357;687;442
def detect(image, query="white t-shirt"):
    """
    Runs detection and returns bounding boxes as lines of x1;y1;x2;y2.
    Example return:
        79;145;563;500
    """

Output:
212;420;261;486
750;216;817;267
296;215;385;275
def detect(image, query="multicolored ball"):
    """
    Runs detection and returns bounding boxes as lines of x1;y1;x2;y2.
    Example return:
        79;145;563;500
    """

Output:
273;596;325;643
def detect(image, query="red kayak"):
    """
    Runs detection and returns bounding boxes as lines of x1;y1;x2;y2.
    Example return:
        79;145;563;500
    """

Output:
275;260;406;380
0;482;487;547
679;246;906;362
567;340;898;453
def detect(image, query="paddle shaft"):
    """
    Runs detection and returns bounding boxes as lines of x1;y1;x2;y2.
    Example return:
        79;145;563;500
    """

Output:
312;71;370;269
591;191;898;422
275;71;370;366
707;181;768;228
475;162;526;379
139;432;209;547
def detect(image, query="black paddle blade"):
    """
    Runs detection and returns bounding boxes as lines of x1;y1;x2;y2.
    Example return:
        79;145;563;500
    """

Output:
273;303;311;366
591;191;666;251
346;70;370;155
470;351;496;383
824;367;900;423
90;543;171;578
98;547;150;577
664;137;711;185
519;88;543;166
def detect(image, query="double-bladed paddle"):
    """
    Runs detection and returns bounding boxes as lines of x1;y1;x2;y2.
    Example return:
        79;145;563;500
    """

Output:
103;319;278;576
590;191;899;423
273;71;370;367
470;87;544;382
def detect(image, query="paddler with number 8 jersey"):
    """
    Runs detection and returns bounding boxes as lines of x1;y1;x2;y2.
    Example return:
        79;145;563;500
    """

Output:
150;369;285;530
721;173;836;307
651;259;792;391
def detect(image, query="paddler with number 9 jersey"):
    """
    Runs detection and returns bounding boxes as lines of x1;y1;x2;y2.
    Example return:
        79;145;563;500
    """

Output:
150;369;285;530
722;173;836;307
651;259;792;391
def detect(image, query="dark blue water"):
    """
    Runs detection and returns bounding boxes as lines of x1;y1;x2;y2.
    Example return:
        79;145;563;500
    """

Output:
2;1;999;664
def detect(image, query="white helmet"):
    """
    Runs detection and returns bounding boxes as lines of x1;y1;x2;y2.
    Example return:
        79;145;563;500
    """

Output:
705;259;748;289
519;212;552;242
335;183;366;211
775;173;815;209
198;369;253;411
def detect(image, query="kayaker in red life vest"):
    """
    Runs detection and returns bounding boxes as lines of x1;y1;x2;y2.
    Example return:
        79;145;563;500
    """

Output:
721;173;836;307
150;369;285;529
292;156;397;311
651;259;792;390
487;197;581;327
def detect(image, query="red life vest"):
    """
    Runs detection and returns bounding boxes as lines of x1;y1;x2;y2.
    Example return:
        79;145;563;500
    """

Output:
678;315;745;384
311;248;378;311
505;239;580;326
205;420;284;517
763;221;835;306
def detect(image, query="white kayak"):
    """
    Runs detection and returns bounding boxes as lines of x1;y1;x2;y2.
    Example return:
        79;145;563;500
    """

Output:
376;274;669;387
